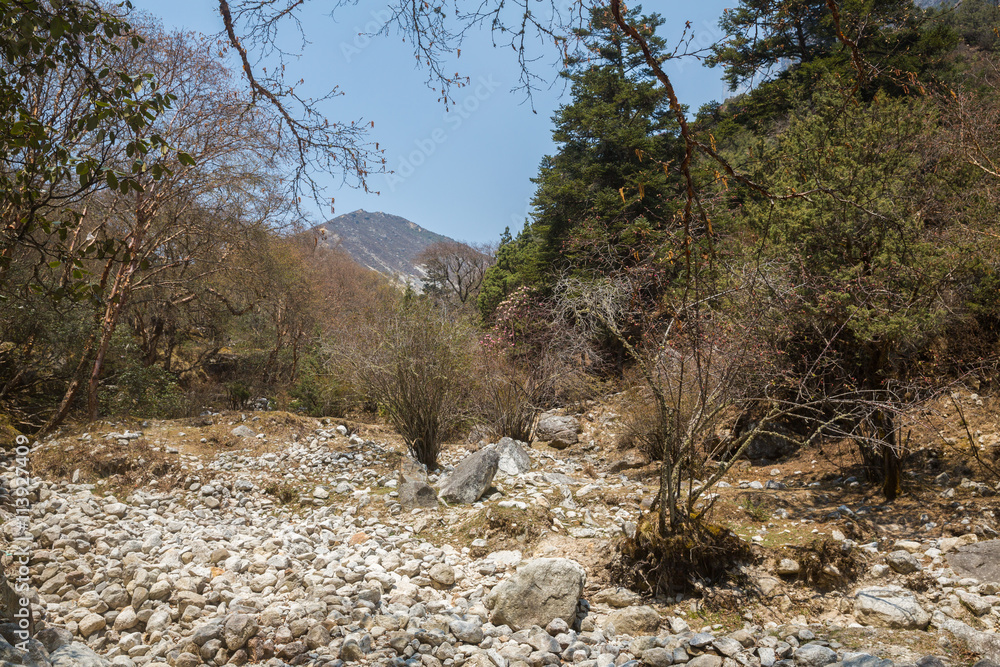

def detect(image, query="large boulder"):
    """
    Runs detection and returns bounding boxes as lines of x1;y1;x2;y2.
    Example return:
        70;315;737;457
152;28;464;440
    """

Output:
606;605;661;636
489;437;532;476
854;586;930;629
398;481;438;509
948;540;1000;584
439;448;499;504
486;557;585;630
535;413;580;449
49;643;111;667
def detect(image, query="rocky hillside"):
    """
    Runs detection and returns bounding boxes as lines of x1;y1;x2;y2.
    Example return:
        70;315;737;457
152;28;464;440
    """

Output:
308;210;453;287
7;388;1000;667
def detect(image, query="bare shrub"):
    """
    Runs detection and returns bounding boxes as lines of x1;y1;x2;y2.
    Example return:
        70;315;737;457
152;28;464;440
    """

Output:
559;259;925;594
477;355;539;442
476;286;601;442
556;267;788;531
345;301;476;468
617;388;668;459
788;539;864;590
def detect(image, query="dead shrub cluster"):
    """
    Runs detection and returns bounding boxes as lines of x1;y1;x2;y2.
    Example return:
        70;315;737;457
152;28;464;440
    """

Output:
264;482;299;505
475;357;540;443
340;301;477;469
783;539;864;590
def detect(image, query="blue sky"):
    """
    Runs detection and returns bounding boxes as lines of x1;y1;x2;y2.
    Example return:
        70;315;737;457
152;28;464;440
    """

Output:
131;1;734;243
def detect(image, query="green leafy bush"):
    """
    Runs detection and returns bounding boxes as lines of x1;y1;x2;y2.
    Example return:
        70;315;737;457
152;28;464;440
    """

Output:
102;360;185;419
289;354;353;417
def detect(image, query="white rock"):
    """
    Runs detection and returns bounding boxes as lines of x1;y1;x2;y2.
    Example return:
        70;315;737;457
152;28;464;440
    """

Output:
112;606;138;632
854;586;930;629
776;559;800;576
78;612;107;637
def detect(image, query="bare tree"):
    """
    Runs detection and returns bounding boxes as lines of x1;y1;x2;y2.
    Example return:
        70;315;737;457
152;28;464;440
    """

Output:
44;22;289;428
553;255;905;533
417;241;495;307
216;0;386;203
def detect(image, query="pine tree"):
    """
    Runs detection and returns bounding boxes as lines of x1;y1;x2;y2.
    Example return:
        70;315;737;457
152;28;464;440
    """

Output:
707;0;954;95
478;6;682;320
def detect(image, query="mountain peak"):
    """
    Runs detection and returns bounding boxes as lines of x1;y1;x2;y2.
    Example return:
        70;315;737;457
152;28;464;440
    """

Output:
309;211;455;285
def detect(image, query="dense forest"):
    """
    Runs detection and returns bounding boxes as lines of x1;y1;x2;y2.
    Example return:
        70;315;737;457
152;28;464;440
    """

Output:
2;0;1000;537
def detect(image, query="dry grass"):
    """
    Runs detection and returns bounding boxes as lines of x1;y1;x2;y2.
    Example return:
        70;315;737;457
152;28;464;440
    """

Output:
458;505;553;557
0;413;21;450
33;437;183;492
901;570;937;593
597;488;636;507
109;411;319;459
739;493;773;523
693;590;754;630
827;625;952;665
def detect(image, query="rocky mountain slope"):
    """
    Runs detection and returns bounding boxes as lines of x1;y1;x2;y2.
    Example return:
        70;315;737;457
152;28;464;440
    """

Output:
308;210;453;287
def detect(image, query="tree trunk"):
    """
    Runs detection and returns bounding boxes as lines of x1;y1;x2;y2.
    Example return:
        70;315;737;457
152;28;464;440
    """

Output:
43;254;119;432
856;344;902;501
796;21;809;62
265;304;286;385
877;410;900;501
290;330;303;383
86;301;123;421
85;199;151;421
43;375;85;434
